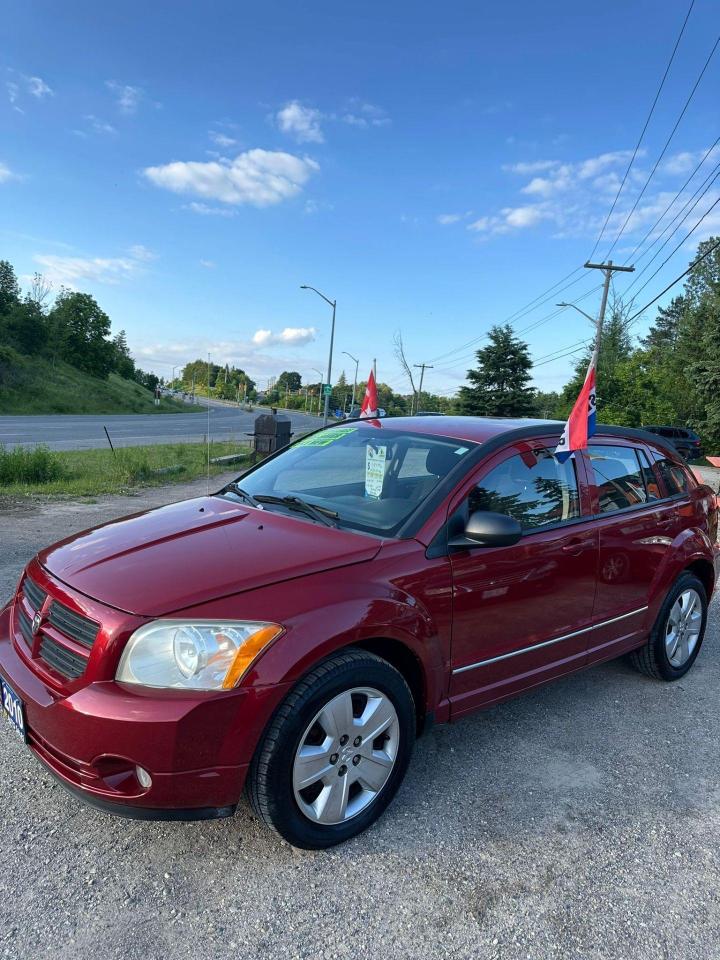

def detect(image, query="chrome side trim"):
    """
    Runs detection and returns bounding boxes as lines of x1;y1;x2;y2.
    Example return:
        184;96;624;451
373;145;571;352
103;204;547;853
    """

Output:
451;606;649;675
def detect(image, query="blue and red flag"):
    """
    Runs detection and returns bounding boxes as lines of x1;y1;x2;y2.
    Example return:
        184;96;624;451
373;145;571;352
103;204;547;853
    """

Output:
554;350;597;462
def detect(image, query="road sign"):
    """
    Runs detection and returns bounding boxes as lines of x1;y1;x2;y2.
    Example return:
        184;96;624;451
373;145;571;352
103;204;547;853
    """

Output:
322;383;332;396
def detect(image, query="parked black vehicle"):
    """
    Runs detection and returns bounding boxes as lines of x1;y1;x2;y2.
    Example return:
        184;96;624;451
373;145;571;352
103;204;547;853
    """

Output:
643;426;704;461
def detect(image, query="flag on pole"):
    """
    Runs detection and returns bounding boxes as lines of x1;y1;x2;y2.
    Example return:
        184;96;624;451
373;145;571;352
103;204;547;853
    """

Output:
554;350;597;462
359;369;379;419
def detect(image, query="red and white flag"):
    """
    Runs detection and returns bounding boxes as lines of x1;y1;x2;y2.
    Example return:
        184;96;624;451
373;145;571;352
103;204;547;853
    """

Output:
359;369;379;419
554;350;597;462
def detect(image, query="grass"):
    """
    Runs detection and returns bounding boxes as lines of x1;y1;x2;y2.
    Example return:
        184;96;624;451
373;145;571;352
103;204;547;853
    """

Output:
0;441;252;497
0;349;200;415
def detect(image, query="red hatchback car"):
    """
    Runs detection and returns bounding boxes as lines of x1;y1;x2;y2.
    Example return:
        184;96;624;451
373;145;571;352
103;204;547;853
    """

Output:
1;417;718;848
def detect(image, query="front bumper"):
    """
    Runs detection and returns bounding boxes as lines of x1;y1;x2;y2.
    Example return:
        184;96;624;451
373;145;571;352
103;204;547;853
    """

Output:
0;603;289;820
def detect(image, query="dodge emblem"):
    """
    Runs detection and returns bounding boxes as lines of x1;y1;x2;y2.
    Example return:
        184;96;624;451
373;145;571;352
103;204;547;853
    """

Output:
31;613;42;636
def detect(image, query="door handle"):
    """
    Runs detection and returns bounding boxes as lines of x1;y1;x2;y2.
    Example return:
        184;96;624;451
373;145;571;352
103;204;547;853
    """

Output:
562;538;592;555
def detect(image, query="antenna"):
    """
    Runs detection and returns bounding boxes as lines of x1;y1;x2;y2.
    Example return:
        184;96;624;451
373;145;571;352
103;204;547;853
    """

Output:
207;352;211;496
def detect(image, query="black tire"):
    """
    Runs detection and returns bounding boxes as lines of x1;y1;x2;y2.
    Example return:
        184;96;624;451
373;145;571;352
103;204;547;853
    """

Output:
629;572;708;681
247;648;415;849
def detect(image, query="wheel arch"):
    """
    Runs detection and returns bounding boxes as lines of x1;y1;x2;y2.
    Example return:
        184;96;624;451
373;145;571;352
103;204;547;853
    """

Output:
350;636;429;737
684;557;716;600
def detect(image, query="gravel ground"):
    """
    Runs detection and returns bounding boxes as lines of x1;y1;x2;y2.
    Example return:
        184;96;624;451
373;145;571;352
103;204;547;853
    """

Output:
1;475;719;960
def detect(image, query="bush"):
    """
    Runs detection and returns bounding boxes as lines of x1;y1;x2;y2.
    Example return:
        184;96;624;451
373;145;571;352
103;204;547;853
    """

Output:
0;444;65;485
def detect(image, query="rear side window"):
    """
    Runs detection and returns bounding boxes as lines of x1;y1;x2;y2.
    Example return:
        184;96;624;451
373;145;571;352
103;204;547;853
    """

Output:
587;445;651;512
637;450;662;501
655;457;691;496
469;449;580;531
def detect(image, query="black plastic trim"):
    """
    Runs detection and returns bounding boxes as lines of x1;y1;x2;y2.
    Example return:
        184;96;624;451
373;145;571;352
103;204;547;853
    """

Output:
44;766;237;821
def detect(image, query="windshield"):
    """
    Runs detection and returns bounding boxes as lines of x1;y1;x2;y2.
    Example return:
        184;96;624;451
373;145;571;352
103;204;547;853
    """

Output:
226;424;476;537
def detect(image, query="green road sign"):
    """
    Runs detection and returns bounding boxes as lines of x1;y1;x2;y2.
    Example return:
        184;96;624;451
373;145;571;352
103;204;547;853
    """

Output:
322;383;332;396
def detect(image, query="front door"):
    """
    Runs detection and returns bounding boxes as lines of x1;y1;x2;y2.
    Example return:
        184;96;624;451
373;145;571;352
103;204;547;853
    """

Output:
448;441;597;717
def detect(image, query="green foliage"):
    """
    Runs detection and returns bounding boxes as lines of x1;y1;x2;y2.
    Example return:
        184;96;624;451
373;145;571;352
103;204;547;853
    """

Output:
0;442;251;496
277;370;302;393
458;324;535;417
49;290;114;377
0;444;65;485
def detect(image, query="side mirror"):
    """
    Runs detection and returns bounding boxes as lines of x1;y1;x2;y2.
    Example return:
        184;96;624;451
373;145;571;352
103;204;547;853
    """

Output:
448;510;523;549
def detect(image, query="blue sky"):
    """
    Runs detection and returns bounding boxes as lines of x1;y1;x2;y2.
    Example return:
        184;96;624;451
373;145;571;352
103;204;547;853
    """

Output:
2;0;719;396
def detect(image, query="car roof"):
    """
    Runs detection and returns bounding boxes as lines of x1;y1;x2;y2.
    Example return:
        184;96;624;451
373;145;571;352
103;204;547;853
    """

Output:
347;415;680;454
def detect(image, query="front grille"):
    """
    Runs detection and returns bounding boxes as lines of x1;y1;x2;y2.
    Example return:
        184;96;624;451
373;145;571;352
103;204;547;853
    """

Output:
23;577;47;612
16;606;34;647
38;637;87;680
47;602;99;650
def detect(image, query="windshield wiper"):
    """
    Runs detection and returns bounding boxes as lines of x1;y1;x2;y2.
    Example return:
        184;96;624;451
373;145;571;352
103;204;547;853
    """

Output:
254;494;338;527
222;482;264;509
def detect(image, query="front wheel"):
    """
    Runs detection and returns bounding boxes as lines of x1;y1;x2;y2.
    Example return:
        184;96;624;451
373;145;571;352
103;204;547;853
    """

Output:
630;573;707;681
247;649;416;848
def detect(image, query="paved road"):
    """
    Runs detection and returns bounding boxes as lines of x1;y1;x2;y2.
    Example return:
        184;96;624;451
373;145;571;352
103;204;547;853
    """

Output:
0;399;323;451
1;476;719;959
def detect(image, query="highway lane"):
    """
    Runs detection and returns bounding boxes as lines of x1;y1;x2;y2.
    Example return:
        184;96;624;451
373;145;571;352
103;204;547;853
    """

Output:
0;400;324;451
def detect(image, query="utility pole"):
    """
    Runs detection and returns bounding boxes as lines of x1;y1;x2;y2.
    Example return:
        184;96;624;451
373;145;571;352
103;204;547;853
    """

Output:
583;260;634;354
413;363;433;414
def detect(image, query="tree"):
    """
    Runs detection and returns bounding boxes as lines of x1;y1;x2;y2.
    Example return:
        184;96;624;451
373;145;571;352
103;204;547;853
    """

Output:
458;324;535;417
393;331;418;413
0;260;20;315
49;290;114;378
111;330;136;379
277;371;302;393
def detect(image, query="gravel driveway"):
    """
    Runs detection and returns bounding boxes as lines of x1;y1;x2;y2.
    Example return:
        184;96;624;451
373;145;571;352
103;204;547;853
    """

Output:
1;476;719;960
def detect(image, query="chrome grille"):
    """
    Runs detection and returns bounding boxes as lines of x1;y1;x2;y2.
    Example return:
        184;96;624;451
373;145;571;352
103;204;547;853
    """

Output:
23;577;47;612
47;602;99;650
38;637;87;680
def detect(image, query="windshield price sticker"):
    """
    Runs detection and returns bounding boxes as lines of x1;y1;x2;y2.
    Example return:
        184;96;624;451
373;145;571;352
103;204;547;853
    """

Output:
297;427;357;447
365;444;387;499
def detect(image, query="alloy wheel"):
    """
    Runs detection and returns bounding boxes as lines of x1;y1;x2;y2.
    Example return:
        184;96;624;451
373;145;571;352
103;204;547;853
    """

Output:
292;687;400;825
665;588;703;667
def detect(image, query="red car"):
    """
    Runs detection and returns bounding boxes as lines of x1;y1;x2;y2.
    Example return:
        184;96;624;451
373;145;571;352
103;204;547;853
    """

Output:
1;417;718;848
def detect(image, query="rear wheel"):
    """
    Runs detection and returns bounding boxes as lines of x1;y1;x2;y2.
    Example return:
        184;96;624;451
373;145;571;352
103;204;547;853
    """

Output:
630;573;707;681
247;649;415;848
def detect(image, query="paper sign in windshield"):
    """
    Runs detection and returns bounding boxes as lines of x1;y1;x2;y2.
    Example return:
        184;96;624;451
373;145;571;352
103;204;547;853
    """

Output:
297;427;357;447
365;444;387;499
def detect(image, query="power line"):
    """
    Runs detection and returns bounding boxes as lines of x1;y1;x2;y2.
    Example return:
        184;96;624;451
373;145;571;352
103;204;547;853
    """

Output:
623;135;720;264
587;0;696;261
604;29;720;260
622;164;720;299
627;235;720;322
625;192;720;308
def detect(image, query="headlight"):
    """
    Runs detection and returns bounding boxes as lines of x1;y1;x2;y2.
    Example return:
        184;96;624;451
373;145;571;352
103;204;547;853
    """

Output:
116;620;283;690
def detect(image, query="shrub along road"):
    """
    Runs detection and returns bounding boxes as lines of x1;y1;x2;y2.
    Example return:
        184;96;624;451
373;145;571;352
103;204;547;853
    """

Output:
0;475;719;960
0;401;323;451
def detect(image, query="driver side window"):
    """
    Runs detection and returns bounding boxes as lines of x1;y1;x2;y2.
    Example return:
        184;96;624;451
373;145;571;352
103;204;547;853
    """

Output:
469;449;581;531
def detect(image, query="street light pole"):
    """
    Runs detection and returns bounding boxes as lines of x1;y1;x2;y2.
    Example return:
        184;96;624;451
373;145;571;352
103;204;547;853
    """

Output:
312;367;324;417
342;350;359;413
301;285;336;426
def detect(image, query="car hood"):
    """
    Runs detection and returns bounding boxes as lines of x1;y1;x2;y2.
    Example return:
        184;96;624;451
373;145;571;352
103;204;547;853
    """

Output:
39;495;382;616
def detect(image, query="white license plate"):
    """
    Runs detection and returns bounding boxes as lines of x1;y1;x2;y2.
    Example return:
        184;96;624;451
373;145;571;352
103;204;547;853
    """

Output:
0;678;27;741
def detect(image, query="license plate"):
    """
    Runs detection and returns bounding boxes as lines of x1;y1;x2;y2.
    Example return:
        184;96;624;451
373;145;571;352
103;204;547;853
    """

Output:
0;678;27;741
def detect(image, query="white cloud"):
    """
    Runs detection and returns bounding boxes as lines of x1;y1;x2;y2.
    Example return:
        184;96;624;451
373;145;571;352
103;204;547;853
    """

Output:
504;160;560;174
26;75;53;98
437;213;463;225
34;254;139;286
341;100;390;128
33;244;156;287
144;149;319;207
128;244;157;262
0;162;18;183
105;80;147;114
184;201;237;217
199;259;216;269
252;327;316;347
83;114;117;135
209;131;237;148
6;81;19;104
276;101;324;143
468;204;551;234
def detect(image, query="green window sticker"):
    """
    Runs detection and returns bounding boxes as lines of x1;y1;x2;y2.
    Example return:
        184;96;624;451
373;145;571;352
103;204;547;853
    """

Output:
297;427;357;447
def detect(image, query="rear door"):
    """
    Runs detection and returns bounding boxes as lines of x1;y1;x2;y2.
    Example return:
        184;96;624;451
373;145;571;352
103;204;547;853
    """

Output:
581;441;675;664
448;439;597;716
